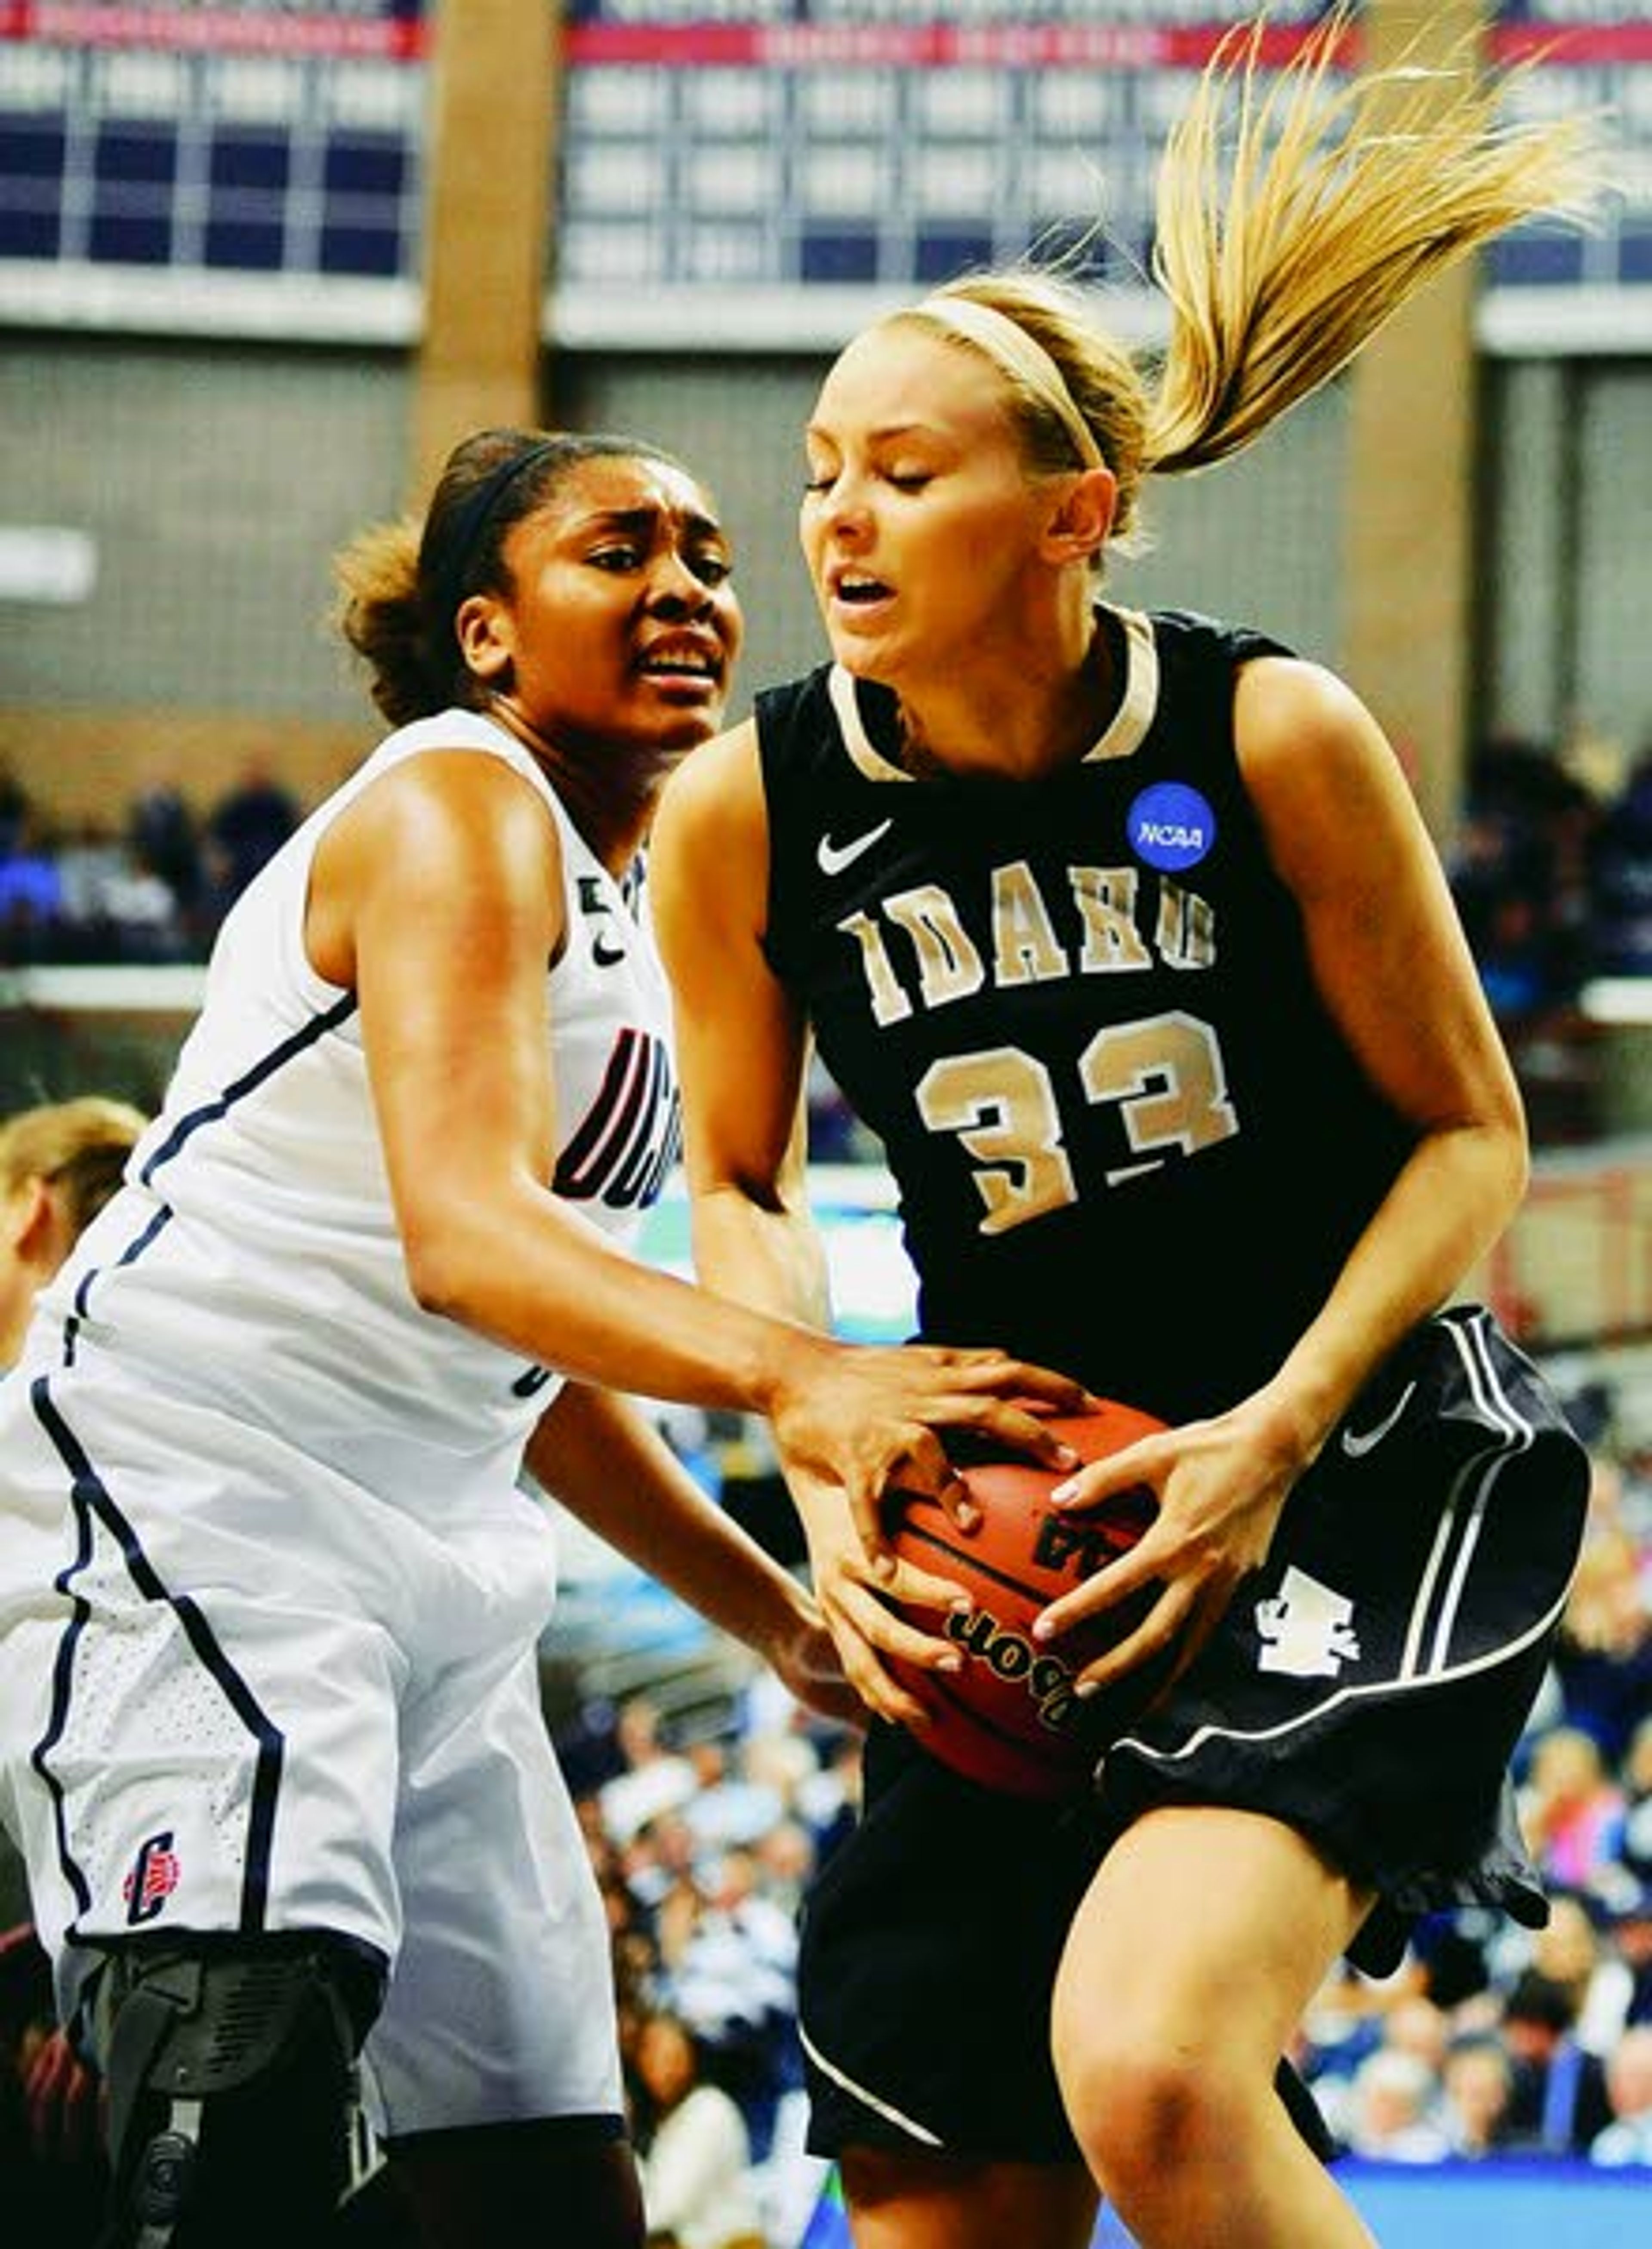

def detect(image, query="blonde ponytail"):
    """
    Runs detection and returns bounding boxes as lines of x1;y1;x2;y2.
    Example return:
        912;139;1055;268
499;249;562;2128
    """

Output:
1144;6;1605;476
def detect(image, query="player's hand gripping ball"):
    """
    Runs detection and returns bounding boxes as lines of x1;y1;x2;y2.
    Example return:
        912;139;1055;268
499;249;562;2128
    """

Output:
884;1402;1167;1799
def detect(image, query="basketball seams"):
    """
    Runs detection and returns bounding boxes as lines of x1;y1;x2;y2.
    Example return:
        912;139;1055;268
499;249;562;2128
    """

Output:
891;1503;1055;1608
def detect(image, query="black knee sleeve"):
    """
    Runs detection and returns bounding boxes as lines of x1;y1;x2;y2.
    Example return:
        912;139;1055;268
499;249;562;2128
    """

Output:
87;1932;387;2249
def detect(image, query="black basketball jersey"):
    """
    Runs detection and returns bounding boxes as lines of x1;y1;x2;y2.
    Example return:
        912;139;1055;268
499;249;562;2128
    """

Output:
756;605;1413;1423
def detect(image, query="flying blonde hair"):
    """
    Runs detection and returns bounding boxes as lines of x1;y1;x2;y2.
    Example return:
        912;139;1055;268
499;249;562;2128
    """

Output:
899;5;1606;551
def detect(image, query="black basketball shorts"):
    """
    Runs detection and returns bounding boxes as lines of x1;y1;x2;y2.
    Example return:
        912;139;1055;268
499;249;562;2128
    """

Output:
796;1304;1590;2160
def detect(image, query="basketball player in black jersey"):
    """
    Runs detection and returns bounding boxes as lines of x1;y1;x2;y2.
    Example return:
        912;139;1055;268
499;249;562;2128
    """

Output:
650;18;1604;2249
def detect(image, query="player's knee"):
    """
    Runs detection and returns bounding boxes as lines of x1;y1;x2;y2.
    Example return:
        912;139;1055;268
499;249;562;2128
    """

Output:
86;1930;386;2247
1056;2023;1212;2190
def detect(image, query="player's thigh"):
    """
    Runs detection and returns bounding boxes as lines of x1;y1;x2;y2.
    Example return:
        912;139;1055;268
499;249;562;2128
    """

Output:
841;2146;1097;2249
366;1640;620;2136
0;1382;410;2004
385;2122;644;2249
5;1587;405;2027
1054;1803;1371;2068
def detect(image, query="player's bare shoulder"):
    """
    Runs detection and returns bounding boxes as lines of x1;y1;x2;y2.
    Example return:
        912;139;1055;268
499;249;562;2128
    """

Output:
651;717;768;928
1234;653;1382;775
656;714;761;835
311;746;566;989
1233;653;1420;889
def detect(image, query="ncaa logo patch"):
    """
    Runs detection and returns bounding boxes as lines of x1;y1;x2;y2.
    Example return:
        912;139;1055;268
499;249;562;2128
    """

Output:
1128;782;1216;872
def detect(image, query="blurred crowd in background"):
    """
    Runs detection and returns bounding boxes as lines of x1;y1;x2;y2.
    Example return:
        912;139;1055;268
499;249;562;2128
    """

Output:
0;752;303;970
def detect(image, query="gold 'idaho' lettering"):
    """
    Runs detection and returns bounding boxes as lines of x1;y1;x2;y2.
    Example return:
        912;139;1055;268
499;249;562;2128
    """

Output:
1071;864;1153;971
992;860;1069;986
837;863;1213;1026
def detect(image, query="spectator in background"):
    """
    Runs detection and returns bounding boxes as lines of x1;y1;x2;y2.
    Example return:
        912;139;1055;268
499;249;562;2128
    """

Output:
600;1694;701;1849
1378;1993;1457;2089
1499;1968;1614;2156
0;808;65;962
1345;1987;1461;2113
1338;2049;1449;2164
1591;2022;1652;2167
789;1725;862;1869
623;1809;705;1915
680;1736;786;1861
1405;1904;1498;2014
1589;743;1652;978
1521;1890;1635;2059
750;1816;816;1924
629;2009;764;2249
1603;1886;1652;2030
53;816;189;965
664;1845;800;2163
1549;1514;1652;1770
1521;1725;1629;1892
737;1708;828;1808
1300;1977;1454;2150
0;755;30;853
0;1094;147;1367
1449;734;1601;1017
126;762;206;925
1620;1720;1652;1891
201;747;302;916
50;817;126;934
1446;735;1607;1146
1440;2035;1523;2160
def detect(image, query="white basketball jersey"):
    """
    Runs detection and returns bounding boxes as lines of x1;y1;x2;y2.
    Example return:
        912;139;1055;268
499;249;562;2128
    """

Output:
26;710;680;1523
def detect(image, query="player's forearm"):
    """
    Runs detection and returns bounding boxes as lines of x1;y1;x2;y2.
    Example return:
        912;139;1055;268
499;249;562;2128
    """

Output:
525;1383;812;1656
1261;1118;1529;1460
686;1177;834;1332
401;1176;830;1418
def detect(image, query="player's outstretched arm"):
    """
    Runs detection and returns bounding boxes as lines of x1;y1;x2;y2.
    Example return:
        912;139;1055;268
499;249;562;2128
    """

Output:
314;738;1086;1534
524;1380;863;1730
650;722;1089;1572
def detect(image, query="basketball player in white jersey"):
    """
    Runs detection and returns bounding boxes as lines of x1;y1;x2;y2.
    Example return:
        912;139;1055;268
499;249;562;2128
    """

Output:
0;428;1090;2249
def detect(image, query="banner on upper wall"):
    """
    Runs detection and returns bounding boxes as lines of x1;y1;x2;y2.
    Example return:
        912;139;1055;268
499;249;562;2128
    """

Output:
0;0;429;337
0;3;1646;348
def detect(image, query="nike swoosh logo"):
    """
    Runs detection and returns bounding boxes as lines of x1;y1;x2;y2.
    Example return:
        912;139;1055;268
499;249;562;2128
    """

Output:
817;819;893;877
1339;1380;1417;1460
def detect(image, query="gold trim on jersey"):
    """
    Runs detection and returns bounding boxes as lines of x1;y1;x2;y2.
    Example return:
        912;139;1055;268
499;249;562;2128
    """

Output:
828;603;1162;784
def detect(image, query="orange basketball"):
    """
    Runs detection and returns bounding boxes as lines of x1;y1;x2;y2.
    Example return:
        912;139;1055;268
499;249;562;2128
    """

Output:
883;1402;1167;1799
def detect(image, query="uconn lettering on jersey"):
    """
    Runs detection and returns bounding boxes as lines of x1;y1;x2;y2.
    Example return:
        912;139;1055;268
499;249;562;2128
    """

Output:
835;859;1213;1024
553;1026;681;1211
514;1028;680;1399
